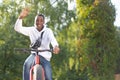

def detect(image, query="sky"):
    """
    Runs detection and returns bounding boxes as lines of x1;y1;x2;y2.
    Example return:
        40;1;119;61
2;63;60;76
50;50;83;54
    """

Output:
0;0;119;27
111;0;120;27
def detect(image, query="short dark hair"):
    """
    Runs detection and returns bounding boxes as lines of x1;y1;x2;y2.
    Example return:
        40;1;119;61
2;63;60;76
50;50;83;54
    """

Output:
38;14;45;20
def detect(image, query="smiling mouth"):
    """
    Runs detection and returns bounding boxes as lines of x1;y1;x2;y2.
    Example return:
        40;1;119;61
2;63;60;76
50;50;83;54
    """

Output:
38;25;41;27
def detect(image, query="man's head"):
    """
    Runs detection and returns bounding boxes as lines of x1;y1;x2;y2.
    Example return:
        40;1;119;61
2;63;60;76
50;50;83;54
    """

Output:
35;14;45;31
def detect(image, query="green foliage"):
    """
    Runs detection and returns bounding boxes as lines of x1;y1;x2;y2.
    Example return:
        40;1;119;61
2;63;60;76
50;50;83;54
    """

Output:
76;0;120;79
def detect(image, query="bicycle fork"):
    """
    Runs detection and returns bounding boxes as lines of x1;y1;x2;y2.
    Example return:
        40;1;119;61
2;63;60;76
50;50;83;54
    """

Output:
30;54;45;80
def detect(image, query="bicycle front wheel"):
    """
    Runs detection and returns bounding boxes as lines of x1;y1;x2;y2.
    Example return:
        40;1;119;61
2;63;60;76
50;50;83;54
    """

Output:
33;64;45;80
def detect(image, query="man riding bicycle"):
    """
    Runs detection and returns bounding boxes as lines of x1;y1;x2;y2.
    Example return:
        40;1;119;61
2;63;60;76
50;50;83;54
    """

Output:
14;8;60;80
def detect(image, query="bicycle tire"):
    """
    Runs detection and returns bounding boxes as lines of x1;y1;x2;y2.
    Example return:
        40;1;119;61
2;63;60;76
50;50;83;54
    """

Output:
33;64;45;80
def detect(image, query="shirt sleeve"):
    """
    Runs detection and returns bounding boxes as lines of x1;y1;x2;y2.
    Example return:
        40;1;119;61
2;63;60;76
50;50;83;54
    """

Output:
14;19;30;36
48;29;59;48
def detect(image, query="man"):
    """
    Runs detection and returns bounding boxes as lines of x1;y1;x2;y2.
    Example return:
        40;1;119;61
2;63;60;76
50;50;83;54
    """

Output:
14;8;60;80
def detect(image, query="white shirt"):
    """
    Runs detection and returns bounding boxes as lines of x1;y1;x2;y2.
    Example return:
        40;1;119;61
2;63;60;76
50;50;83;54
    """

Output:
14;19;59;61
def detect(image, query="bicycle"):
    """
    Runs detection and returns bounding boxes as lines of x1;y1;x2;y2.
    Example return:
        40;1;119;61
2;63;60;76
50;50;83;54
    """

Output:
14;48;52;80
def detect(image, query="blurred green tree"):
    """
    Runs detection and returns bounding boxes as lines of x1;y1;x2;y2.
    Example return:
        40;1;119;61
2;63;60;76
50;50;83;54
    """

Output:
76;0;120;80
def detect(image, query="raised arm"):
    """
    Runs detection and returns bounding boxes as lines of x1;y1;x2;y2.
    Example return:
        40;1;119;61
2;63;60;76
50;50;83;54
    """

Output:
18;8;29;19
14;8;30;36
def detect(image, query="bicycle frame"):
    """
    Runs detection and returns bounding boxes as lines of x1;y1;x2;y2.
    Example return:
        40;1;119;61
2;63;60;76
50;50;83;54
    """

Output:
30;52;45;80
14;48;52;80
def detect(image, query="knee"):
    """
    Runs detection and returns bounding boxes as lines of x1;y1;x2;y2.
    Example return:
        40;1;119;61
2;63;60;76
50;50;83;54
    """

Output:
23;55;35;68
23;59;34;69
23;60;29;70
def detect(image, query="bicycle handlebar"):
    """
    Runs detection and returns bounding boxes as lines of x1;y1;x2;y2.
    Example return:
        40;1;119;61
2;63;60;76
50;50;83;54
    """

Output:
14;48;53;53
